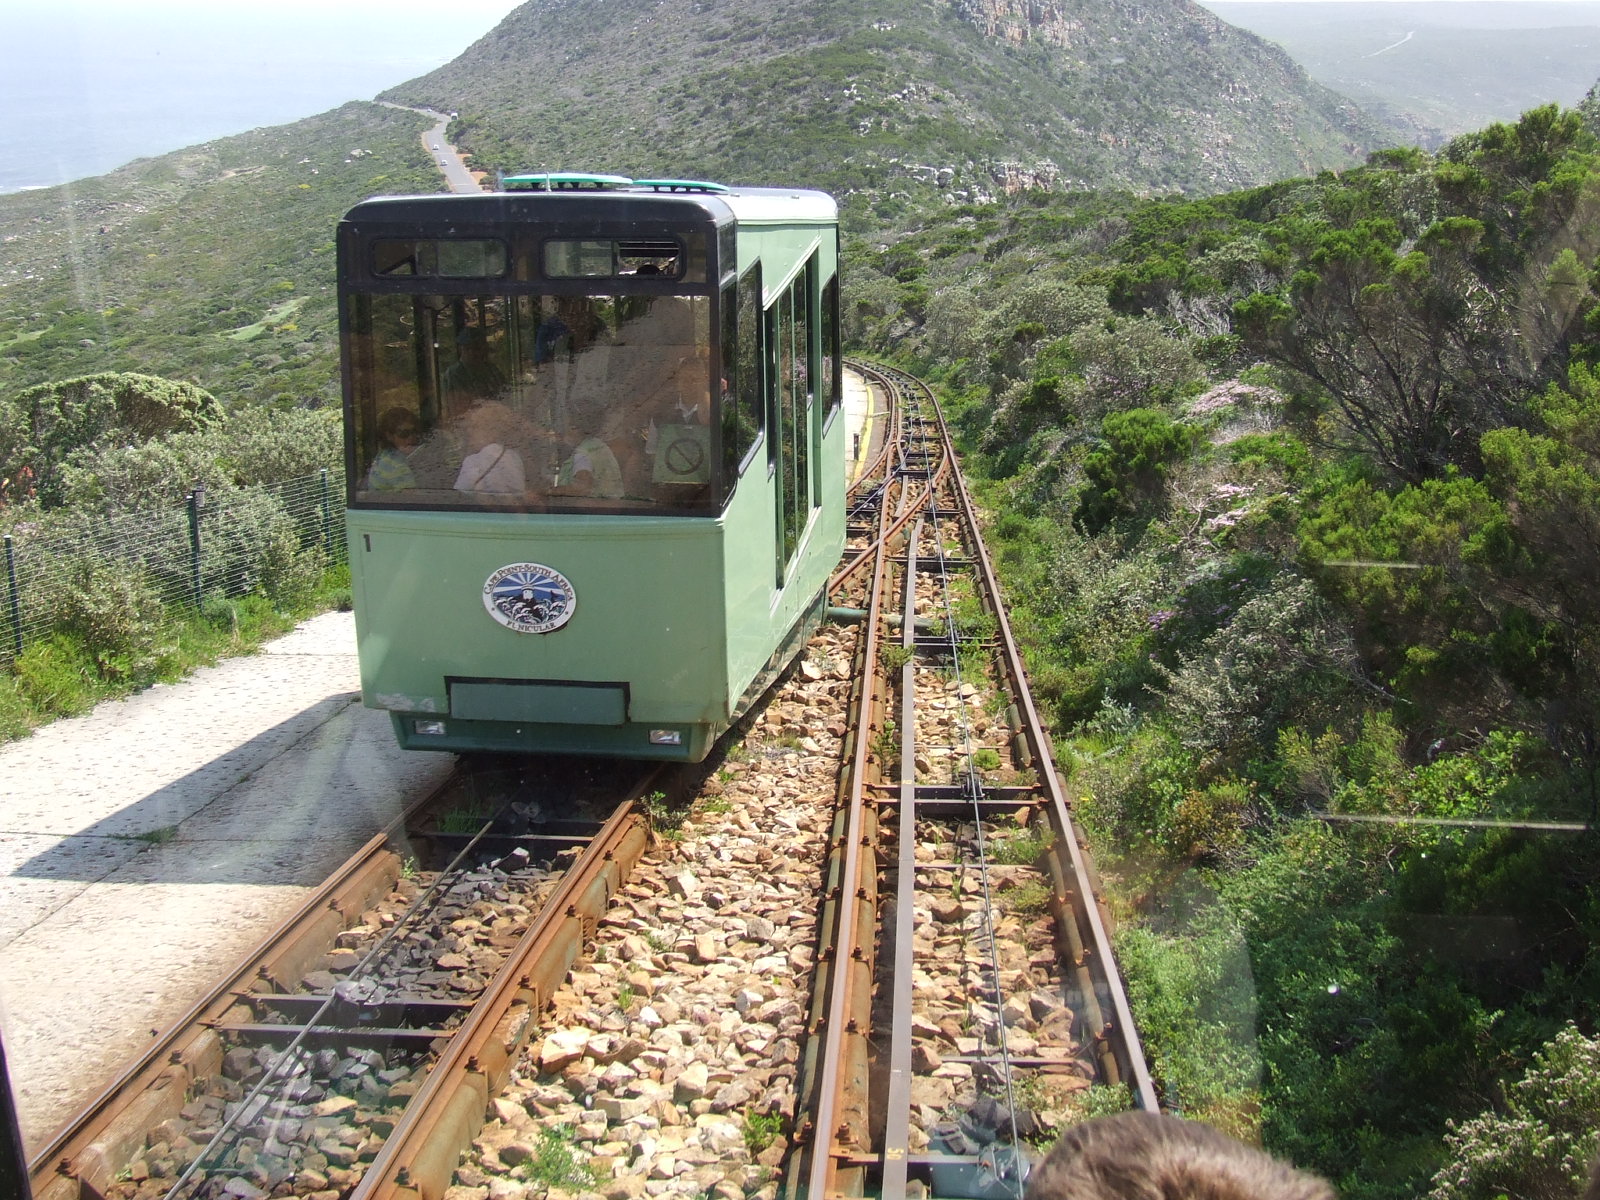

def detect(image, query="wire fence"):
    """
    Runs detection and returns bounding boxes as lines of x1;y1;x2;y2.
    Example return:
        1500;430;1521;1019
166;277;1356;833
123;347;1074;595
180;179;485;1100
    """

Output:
1;469;345;666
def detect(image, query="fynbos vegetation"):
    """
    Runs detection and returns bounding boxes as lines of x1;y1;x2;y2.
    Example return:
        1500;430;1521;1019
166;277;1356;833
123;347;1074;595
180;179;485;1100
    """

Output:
872;100;1600;1199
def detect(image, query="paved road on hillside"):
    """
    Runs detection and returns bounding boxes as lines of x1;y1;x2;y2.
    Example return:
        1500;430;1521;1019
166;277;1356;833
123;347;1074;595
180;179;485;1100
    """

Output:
378;101;482;193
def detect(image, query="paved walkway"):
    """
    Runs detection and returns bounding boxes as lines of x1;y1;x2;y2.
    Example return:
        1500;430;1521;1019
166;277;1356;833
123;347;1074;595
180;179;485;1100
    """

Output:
0;612;454;1153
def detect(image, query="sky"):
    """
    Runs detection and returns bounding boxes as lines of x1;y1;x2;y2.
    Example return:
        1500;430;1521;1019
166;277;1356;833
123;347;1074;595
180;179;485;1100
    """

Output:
0;1;528;192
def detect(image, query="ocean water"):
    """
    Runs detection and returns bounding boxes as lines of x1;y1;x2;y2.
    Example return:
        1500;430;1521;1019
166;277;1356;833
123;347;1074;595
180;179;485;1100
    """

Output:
0;4;521;194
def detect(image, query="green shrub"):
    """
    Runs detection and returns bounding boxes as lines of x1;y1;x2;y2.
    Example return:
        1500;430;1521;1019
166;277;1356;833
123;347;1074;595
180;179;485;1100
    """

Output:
1170;777;1253;861
1075;408;1202;533
1073;723;1197;853
200;594;241;632
1429;1025;1600;1200
52;558;170;682
256;519;326;609
1117;899;1264;1138
1155;575;1356;762
57;407;340;513
1069;317;1204;417
203;488;323;603
2;373;221;507
0;677;34;740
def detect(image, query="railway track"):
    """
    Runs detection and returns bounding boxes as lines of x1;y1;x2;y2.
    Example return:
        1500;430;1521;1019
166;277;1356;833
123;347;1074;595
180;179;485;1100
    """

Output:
29;760;661;1200
30;364;1154;1200
789;362;1155;1199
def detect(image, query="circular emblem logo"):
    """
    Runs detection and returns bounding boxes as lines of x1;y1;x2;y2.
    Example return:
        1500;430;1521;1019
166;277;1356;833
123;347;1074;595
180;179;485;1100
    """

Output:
482;563;576;634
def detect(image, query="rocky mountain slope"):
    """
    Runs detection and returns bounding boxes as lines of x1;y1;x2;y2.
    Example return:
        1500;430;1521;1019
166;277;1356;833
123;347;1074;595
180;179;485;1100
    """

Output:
384;0;1395;197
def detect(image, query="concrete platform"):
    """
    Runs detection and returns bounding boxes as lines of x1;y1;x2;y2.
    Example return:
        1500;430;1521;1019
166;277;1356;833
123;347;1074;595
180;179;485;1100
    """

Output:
0;612;455;1154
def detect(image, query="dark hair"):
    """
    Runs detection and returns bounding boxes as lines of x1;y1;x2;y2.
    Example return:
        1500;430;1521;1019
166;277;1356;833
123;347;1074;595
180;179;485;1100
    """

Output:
1025;1113;1336;1200
377;406;419;443
1582;1150;1600;1200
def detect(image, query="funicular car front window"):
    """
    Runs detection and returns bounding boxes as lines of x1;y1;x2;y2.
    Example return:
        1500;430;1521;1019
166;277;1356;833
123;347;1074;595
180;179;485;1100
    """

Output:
372;238;507;278
542;235;705;283
350;290;715;512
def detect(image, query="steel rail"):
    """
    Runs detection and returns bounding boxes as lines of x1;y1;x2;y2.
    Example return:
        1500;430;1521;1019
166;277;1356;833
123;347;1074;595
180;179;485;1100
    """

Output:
794;364;1156;1199
812;433;902;1194
878;511;924;1198
153;790;576;1200
805;368;1015;1199
830;440;949;592
790;581;876;1198
917;370;1159;1111
885;394;1027;1199
355;771;659;1200
831;363;945;594
29;792;437;1200
793;366;917;1198
918;462;1030;1172
879;369;1129;1089
30;765;662;1200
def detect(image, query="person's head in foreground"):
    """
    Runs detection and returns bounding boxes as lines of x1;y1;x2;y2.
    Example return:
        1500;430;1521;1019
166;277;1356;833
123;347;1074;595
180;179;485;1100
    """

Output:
1025;1112;1336;1200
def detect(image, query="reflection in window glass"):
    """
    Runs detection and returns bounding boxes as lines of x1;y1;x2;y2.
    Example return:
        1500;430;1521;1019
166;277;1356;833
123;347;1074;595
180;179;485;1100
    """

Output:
792;269;811;531
543;238;686;279
773;272;811;570
779;286;796;561
544;240;619;278
372;239;507;277
722;269;763;488
348;291;712;513
821;275;839;414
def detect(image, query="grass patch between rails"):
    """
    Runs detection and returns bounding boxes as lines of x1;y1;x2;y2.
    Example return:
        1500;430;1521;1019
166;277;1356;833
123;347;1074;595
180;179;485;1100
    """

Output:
999;877;1053;916
881;643;916;673
989;826;1053;865
434;801;495;834
744;1109;783;1156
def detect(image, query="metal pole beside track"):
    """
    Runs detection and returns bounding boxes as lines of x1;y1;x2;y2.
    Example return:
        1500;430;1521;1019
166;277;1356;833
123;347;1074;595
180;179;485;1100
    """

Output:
319;468;334;560
4;535;22;658
186;484;205;610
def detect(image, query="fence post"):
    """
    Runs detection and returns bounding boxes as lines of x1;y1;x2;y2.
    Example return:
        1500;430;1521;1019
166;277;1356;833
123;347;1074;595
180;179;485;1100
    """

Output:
4;535;21;658
319;468;333;559
187;482;205;609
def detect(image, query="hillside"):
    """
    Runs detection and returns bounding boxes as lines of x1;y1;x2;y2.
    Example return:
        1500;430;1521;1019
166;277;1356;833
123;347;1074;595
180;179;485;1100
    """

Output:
383;0;1394;198
0;0;1399;405
1203;1;1600;145
0;103;440;405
